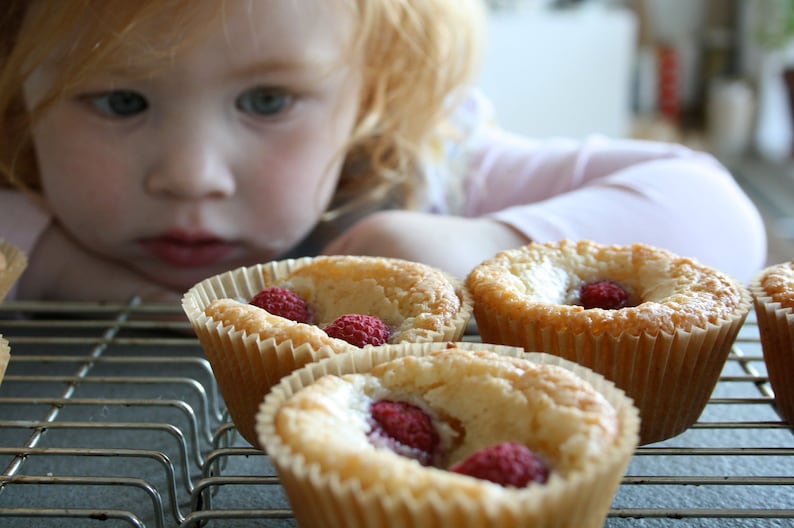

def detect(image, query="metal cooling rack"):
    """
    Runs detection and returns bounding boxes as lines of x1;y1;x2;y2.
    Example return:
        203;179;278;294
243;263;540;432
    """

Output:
0;300;792;527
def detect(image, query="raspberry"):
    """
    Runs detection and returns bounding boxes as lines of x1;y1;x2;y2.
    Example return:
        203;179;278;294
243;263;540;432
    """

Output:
369;400;439;464
249;287;311;323
323;314;390;347
579;280;629;310
450;441;549;487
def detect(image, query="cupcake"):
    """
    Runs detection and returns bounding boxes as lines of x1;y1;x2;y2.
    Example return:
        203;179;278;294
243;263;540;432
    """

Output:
0;239;28;302
0;336;8;387
749;259;794;424
256;342;639;528
0;241;26;387
466;239;751;445
182;255;472;447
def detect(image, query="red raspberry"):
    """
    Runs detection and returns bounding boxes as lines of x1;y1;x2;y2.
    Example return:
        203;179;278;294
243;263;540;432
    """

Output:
369;400;439;464
450;441;549;487
249;287;311;323
579;280;629;310
323;314;390;347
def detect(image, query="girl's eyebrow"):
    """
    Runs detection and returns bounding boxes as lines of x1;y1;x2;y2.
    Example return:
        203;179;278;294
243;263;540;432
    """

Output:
231;56;333;80
57;59;313;87
235;59;305;76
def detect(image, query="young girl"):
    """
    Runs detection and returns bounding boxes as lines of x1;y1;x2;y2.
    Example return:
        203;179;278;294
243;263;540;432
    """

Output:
0;0;766;302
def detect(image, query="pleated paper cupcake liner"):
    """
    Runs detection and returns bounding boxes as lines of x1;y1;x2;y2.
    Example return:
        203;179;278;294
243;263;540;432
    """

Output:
473;292;751;445
0;335;9;387
750;277;794;425
256;342;639;528
0;240;28;302
182;257;473;448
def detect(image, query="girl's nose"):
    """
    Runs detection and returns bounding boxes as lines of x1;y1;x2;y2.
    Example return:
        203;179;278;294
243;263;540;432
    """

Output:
144;131;236;200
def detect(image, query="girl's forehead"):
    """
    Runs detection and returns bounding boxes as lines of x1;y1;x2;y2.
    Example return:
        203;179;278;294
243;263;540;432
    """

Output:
213;1;357;61
34;0;357;77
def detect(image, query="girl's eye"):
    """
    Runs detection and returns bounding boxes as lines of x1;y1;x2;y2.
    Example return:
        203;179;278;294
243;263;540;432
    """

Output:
236;88;292;116
86;90;148;117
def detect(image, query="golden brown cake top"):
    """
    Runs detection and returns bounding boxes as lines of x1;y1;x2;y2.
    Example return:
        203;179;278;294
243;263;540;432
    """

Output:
466;239;749;336
274;348;619;498
204;255;466;349
755;259;794;310
203;298;353;354
269;256;462;334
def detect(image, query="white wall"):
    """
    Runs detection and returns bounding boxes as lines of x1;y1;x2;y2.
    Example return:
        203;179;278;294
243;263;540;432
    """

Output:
477;5;638;139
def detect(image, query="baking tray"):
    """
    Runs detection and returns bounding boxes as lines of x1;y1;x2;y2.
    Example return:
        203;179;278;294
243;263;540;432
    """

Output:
0;299;792;527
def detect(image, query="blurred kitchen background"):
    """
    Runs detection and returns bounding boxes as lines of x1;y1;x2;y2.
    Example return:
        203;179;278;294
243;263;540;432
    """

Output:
480;0;794;266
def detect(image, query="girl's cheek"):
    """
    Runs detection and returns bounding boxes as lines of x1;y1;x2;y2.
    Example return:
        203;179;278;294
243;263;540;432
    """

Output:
34;133;129;223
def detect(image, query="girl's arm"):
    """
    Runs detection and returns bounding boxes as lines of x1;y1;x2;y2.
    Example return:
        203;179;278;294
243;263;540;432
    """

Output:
465;129;767;284
18;222;182;302
0;189;51;258
324;131;766;285
1;189;180;301
0;189;51;299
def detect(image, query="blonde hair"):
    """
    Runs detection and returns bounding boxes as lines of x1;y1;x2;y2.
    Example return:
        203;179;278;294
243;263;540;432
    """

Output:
0;0;485;213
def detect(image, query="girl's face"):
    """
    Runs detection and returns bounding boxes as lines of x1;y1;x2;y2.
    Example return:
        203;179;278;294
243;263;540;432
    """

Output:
23;0;361;291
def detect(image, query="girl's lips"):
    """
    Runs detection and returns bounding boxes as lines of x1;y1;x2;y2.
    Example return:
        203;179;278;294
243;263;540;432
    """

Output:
140;232;236;268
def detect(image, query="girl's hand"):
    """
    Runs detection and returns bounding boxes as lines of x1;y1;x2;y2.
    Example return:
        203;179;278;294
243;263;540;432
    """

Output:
322;210;529;279
17;223;181;302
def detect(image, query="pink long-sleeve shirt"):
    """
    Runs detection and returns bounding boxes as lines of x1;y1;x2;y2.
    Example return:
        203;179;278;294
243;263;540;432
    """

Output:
469;129;767;283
